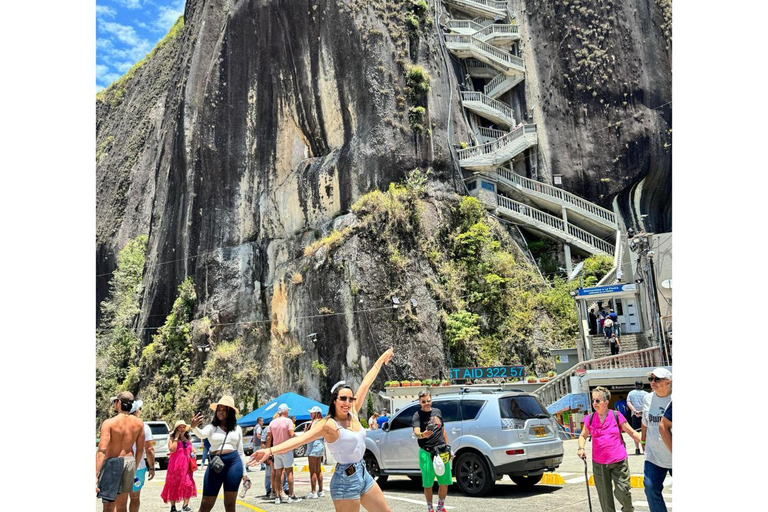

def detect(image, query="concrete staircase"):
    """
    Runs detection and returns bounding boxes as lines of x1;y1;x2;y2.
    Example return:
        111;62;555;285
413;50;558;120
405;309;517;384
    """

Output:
591;333;650;360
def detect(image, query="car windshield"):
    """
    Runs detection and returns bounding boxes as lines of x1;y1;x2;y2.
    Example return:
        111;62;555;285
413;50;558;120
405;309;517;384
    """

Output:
499;396;549;419
149;424;169;436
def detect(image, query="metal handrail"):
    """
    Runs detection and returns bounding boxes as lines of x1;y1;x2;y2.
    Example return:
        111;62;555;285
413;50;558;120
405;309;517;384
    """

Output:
446;0;508;10
460;91;514;118
444;34;525;70
497;195;565;231
477;126;510;139
567;224;614;254
448;20;485;32
457;124;536;160
475;24;520;40
533;347;661;407
494;167;616;224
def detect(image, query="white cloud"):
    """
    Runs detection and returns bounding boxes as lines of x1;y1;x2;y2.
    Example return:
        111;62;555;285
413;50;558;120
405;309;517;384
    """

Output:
96;5;117;18
153;0;185;32
114;61;137;73
96;64;111;77
98;72;123;88
112;0;142;9
98;20;153;62
99;20;145;47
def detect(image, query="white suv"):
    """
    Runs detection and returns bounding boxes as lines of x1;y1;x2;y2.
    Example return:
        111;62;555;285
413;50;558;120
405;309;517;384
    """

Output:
364;390;563;496
145;421;171;470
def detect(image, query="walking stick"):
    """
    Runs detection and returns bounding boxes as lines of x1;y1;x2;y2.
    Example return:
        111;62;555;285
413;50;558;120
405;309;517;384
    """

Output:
582;457;593;512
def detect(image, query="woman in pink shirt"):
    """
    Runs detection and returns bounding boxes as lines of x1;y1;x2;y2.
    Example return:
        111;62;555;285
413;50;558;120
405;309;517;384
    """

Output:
577;387;642;512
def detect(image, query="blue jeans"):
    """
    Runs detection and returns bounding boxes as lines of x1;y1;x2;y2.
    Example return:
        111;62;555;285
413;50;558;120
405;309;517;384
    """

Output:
330;461;374;500
264;463;271;494
644;461;672;512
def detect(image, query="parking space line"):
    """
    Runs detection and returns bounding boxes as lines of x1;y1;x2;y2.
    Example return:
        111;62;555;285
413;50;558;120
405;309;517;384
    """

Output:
384;495;455;509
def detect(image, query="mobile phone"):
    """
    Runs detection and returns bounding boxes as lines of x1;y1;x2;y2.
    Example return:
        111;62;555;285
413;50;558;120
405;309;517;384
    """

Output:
344;465;357;476
196;411;202;416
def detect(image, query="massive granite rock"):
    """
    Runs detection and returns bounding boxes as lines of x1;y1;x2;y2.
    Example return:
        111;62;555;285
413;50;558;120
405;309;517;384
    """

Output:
96;0;671;401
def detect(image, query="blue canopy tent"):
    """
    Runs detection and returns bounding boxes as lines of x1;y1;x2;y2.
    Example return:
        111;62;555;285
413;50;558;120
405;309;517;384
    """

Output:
237;392;328;427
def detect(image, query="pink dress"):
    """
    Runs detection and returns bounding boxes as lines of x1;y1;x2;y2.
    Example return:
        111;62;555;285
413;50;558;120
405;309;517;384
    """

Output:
161;440;197;502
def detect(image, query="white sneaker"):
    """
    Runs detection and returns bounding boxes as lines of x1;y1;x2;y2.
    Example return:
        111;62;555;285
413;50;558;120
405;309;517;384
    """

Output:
306;493;318;499
286;496;301;503
317;491;325;497
275;497;282;504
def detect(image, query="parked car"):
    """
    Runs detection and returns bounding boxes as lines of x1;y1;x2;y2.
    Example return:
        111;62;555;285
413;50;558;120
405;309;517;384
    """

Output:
145;421;171;469
190;434;203;460
364;389;564;497
293;421;312;457
242;427;256;456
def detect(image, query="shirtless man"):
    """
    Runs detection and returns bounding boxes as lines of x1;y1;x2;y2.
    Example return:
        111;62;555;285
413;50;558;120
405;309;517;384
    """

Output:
96;391;145;512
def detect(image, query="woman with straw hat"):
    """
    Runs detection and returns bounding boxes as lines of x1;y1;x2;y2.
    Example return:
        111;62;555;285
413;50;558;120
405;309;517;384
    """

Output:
191;395;247;512
160;421;197;512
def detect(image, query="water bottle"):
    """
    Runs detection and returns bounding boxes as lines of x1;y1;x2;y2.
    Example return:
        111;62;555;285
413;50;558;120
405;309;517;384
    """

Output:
239;478;251;498
133;477;140;490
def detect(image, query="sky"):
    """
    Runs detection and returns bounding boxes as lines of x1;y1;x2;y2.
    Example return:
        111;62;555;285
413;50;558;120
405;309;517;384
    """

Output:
96;0;186;91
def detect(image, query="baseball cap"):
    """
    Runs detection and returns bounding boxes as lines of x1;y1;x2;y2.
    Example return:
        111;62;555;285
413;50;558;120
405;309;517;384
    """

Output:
277;403;291;413
309;406;322;414
647;368;672;380
634;380;643;387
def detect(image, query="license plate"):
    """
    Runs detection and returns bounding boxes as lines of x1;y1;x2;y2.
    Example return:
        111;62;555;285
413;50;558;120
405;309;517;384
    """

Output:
533;426;546;437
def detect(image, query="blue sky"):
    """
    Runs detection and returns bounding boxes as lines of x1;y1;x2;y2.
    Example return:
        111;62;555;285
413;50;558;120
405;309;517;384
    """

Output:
96;0;186;91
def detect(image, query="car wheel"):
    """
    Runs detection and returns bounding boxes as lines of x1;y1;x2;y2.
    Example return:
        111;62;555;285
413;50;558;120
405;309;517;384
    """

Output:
510;474;543;489
455;452;494;497
294;445;306;457
364;452;388;486
158;458;169;470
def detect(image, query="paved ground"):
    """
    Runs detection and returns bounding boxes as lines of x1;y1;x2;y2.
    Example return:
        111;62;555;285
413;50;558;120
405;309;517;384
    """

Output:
96;439;672;511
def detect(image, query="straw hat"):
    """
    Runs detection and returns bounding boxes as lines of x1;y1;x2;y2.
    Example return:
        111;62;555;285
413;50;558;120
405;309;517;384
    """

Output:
173;420;190;432
210;395;239;415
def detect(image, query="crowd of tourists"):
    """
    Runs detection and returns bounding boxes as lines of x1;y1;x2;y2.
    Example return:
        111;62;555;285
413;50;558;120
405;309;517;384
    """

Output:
96;351;671;512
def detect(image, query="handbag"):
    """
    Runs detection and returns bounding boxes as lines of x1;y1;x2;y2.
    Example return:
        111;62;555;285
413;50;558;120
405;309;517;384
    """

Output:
209;428;230;474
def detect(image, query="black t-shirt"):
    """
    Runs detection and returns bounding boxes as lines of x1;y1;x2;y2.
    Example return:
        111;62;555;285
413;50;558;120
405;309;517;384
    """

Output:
412;408;446;451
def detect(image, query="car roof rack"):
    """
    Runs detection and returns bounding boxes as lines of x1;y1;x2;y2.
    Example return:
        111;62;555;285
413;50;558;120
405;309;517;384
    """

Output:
460;387;504;394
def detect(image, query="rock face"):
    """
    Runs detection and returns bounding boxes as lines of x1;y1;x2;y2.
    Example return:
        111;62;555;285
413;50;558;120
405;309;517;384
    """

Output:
514;0;672;233
96;0;671;401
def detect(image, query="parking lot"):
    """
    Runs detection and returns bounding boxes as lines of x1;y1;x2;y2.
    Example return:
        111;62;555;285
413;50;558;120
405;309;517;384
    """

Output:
95;439;672;511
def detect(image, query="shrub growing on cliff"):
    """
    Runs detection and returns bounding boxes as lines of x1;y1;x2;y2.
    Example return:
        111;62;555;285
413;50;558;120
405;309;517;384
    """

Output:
405;64;431;103
408;106;426;132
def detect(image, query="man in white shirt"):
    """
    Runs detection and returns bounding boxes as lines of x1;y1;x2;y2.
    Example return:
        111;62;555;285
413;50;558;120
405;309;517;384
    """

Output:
627;381;648;455
642;368;673;512
127;400;154;512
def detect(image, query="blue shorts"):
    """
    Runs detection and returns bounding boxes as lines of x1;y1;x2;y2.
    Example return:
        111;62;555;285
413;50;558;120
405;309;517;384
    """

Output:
330;461;374;500
132;467;147;492
203;451;243;496
308;440;325;458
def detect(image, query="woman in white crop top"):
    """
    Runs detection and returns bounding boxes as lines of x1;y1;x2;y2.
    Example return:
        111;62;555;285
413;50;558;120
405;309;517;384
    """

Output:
190;395;247;512
248;348;395;512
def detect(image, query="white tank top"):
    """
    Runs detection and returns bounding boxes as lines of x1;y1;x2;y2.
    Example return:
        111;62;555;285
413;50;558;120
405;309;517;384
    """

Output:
326;416;366;464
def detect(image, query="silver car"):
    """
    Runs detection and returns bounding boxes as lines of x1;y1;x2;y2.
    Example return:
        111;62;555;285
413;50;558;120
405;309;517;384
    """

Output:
364;390;564;496
145;421;171;469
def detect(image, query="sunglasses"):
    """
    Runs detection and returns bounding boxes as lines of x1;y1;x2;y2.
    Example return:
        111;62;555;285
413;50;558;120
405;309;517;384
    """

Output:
420;399;432;404
592;399;605;404
337;396;356;403
648;376;668;382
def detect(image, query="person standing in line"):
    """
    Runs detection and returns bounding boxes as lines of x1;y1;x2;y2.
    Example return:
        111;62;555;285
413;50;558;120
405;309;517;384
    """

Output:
201;438;210;468
598;310;606;336
127;400;155;512
306;406;326;499
578;387;642;512
659;402;672;453
368;412;380;430
609;333;621;355
413;391;452;512
614;395;629;421
376;410;390;429
160;421;197;512
97;392;145;512
609;309;620;336
642;369;673;512
253;417;264;471
248;348;395;512
588;308;598;335
626;381;648;455
269;404;299;503
603;315;615;339
260;420;272;498
190;395;248;512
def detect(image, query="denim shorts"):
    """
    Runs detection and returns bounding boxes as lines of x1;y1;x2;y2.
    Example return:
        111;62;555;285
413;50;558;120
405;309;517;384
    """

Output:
330;460;375;500
307;440;325;458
